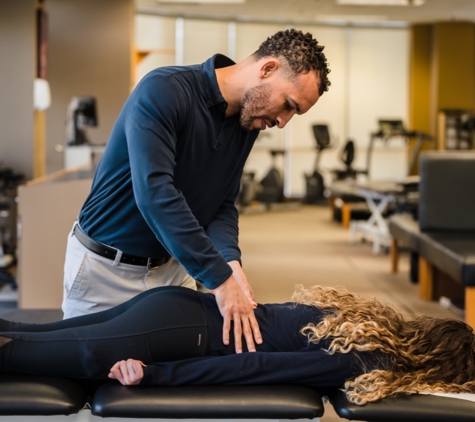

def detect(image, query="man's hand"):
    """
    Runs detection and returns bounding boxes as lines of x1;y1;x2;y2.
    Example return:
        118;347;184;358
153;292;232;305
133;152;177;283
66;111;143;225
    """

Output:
213;275;262;354
109;359;146;385
227;260;257;309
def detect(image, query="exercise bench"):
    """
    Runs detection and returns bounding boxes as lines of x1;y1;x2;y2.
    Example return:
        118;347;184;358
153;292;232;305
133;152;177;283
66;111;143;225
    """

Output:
389;151;475;329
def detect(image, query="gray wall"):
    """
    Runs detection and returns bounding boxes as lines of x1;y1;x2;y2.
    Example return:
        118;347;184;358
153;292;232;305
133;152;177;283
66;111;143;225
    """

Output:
0;0;35;180
46;0;133;173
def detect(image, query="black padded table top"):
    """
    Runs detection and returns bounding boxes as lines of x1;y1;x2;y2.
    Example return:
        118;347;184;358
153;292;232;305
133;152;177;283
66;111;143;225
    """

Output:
353;180;405;196
419;231;475;286
388;213;421;251
329;181;366;203
91;383;324;419
0;375;87;416
330;179;414;203
332;392;475;422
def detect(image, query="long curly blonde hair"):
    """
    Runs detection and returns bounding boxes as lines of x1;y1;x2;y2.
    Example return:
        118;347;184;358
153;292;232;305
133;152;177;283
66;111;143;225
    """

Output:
291;284;475;405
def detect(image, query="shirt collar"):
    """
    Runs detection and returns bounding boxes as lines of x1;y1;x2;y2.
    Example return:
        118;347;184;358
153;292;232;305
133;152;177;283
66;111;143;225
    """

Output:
201;54;235;109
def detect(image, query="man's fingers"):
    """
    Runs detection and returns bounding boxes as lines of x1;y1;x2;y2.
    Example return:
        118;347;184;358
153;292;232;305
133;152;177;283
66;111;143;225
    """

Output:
233;311;244;354
239;315;255;352
215;275;262;353
222;314;231;346
249;312;262;345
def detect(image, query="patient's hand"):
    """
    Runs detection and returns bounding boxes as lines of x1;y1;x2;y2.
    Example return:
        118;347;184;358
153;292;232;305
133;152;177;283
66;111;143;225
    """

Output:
109;359;146;385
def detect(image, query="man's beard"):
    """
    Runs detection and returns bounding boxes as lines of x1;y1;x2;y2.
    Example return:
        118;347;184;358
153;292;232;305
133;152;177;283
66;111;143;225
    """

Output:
239;83;275;131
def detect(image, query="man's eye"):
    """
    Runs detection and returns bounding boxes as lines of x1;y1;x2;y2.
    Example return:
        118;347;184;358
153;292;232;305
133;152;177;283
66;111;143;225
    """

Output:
284;101;292;111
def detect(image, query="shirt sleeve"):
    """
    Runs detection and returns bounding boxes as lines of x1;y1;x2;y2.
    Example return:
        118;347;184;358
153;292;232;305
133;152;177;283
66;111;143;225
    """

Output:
140;347;362;388
204;174;242;264
123;73;232;289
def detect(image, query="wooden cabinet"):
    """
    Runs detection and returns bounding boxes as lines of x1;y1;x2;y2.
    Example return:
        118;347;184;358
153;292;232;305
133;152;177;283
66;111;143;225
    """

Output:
17;167;93;309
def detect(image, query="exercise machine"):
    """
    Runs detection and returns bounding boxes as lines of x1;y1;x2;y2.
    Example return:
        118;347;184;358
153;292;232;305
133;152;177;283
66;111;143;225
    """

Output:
366;119;432;179
236;171;257;210
333;139;368;181
255;149;285;204
304;124;331;204
349;120;432;254
305;124;367;204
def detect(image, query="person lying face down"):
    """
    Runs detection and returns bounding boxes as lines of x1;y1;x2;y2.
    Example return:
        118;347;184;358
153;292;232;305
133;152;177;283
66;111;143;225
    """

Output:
0;285;473;405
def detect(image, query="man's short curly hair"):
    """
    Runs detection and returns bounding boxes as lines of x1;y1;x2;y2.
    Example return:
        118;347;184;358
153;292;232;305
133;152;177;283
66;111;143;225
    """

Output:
253;29;331;96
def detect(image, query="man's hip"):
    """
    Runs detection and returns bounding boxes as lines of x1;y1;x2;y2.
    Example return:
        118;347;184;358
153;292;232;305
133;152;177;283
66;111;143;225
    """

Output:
62;223;196;319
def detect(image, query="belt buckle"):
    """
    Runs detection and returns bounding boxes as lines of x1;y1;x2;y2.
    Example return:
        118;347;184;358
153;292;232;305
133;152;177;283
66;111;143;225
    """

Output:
147;258;160;270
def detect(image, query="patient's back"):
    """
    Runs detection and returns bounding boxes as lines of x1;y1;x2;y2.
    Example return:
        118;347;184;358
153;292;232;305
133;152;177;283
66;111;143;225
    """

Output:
197;292;327;354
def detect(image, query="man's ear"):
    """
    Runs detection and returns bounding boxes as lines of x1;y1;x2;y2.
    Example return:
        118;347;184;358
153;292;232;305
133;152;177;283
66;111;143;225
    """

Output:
259;60;279;80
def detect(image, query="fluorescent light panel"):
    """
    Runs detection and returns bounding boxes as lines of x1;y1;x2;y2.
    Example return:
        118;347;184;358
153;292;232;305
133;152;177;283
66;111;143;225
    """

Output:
337;0;425;5
315;14;388;21
157;0;245;3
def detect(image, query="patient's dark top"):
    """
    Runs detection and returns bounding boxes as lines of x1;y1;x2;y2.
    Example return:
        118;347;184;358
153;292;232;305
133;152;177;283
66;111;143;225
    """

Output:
141;291;367;387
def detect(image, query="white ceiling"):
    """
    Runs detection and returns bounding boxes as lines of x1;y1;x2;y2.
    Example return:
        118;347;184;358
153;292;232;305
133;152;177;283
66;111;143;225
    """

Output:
136;0;475;26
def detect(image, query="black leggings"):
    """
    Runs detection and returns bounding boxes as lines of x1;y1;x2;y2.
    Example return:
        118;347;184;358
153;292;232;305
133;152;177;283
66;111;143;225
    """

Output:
0;287;209;379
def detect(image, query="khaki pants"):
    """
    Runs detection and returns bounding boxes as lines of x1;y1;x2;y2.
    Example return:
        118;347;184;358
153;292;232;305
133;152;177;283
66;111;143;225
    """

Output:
62;225;196;319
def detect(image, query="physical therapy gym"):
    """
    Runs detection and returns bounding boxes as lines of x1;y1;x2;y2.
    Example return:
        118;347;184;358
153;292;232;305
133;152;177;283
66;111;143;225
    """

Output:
1;0;475;421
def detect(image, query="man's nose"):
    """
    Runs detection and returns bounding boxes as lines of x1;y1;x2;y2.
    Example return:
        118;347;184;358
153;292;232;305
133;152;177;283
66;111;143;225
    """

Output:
276;110;295;129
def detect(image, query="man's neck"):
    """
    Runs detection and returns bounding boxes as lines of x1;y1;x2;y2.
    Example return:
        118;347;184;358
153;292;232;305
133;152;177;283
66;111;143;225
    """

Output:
215;56;256;118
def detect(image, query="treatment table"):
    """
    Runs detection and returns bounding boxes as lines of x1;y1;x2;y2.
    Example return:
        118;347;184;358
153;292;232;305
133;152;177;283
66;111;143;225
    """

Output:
1;375;475;421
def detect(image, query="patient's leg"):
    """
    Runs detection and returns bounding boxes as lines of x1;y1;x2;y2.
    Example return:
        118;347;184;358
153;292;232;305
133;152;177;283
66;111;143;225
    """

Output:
0;286;185;333
0;287;208;379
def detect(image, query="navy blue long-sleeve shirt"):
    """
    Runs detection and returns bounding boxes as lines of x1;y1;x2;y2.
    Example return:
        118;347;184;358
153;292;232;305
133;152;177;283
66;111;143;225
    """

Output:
79;55;259;289
140;292;369;387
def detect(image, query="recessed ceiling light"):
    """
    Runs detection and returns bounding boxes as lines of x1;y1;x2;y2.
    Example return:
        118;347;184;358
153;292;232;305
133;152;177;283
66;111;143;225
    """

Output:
337;0;425;5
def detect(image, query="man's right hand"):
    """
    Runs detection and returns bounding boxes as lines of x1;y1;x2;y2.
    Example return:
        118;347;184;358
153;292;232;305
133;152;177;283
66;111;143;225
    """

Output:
213;275;262;354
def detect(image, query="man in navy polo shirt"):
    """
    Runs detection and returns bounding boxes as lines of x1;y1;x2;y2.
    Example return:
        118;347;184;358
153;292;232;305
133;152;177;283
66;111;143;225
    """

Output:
63;29;331;354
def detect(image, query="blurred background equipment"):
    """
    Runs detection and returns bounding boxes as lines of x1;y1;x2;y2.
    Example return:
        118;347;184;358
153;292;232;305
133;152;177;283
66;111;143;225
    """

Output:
255;149;285;205
0;167;24;289
66;96;98;146
304;124;332;204
63;96;105;170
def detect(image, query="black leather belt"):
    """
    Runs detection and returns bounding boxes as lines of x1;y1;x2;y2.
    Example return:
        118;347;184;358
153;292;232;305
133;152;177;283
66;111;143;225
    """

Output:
73;225;170;268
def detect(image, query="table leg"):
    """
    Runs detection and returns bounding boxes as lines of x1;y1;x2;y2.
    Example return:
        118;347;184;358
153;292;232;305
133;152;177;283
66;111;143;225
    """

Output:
390;237;399;273
466;287;475;330
419;256;434;301
342;203;351;228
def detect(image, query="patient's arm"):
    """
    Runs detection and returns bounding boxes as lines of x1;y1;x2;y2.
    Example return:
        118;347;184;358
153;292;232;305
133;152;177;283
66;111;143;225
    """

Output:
139;347;365;388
